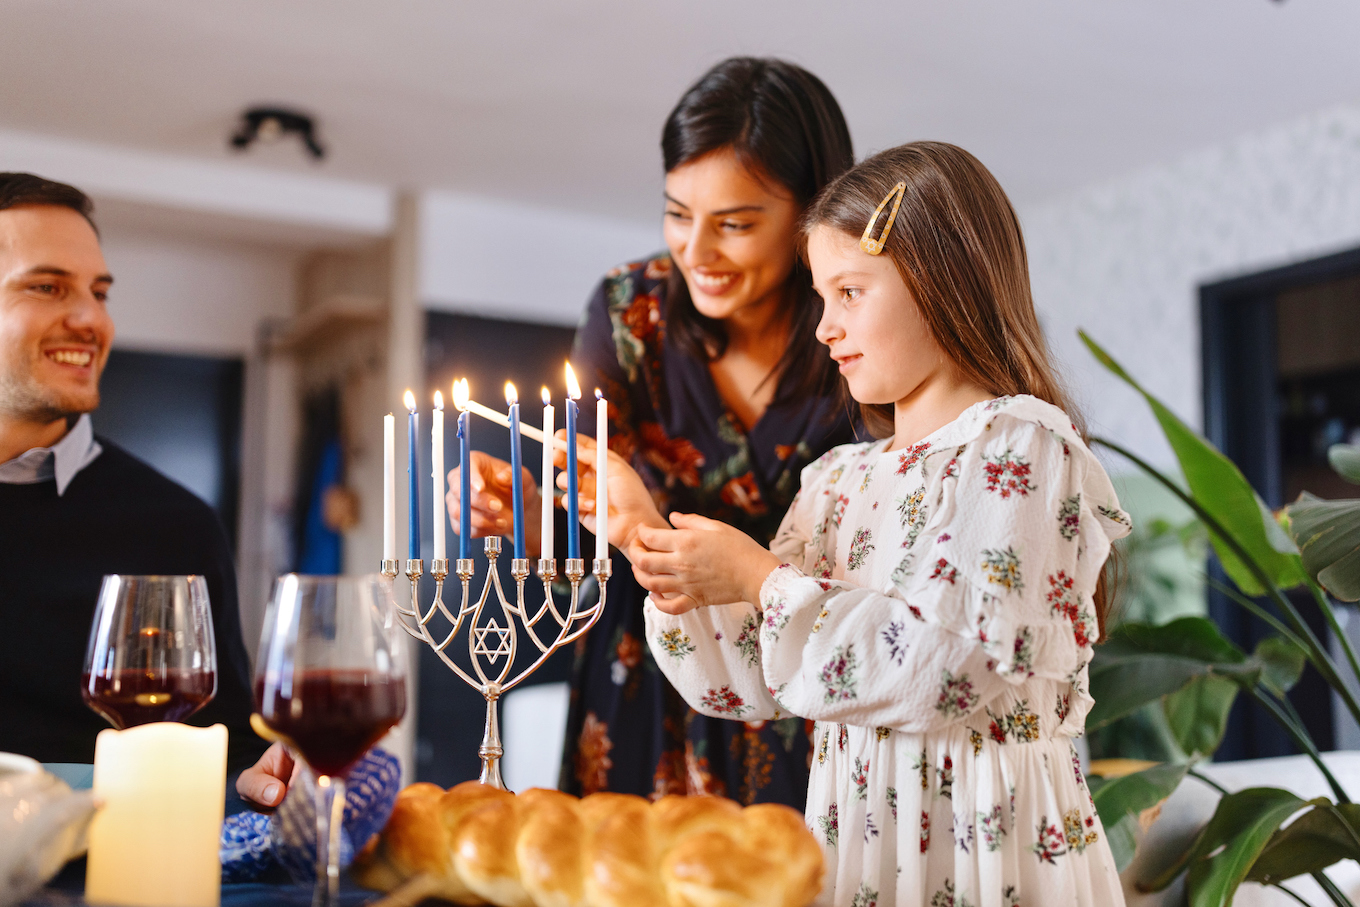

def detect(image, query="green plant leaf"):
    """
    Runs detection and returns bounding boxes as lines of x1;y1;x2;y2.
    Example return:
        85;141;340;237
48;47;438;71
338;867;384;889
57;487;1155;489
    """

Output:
1081;331;1308;595
1247;801;1360;884
1091;762;1192;871
1138;788;1308;901
1285;492;1360;602
1255;636;1307;698
1185;790;1317;907
1330;444;1360;485
1163;675;1238;758
1088;617;1256;728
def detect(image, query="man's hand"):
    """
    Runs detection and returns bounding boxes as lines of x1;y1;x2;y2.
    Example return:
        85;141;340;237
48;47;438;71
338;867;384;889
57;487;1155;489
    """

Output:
632;513;781;612
447;451;542;555
235;741;302;812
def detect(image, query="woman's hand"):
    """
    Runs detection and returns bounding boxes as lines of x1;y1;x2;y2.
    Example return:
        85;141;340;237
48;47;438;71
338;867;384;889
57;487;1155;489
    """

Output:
552;432;668;555
235;741;303;812
447;451;541;556
633;513;782;613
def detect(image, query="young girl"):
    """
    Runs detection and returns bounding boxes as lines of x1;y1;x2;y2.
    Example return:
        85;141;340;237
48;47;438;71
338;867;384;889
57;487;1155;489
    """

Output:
579;142;1131;907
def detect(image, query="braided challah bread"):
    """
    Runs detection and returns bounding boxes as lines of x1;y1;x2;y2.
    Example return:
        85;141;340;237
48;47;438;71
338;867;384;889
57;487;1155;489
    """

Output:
353;781;824;907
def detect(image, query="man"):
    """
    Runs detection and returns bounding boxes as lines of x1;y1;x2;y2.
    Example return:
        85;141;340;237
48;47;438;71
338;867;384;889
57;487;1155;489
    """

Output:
0;173;263;770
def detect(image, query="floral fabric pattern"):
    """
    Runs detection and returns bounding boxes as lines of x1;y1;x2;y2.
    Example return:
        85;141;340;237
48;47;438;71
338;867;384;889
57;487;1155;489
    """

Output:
644;395;1131;906
560;254;857;810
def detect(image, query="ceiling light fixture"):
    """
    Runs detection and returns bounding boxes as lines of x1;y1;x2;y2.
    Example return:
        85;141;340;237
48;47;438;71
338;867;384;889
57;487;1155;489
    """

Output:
229;106;325;161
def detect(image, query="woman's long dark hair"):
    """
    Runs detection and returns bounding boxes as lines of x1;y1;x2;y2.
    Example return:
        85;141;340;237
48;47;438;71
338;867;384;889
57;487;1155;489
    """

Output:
661;57;853;404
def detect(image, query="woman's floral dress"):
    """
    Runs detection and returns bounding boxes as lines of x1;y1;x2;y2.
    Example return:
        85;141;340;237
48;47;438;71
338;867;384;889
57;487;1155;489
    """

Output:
561;254;858;806
646;396;1131;906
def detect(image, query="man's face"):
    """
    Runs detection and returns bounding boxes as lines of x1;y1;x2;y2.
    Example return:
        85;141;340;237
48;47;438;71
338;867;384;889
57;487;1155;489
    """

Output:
0;205;114;423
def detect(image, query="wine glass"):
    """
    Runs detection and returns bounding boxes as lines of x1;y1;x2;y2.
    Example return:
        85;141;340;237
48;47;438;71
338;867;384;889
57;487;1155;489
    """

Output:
254;574;406;907
82;575;218;728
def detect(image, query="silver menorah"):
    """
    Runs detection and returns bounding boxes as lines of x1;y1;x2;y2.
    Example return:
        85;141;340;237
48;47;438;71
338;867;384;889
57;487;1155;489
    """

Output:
382;542;611;789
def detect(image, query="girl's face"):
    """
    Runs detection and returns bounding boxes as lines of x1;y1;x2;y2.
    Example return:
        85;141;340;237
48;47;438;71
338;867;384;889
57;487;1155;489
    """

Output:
809;225;950;406
663;148;801;323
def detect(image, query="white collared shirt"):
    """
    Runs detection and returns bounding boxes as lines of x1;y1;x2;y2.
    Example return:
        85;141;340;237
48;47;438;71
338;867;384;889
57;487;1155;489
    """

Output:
0;414;103;495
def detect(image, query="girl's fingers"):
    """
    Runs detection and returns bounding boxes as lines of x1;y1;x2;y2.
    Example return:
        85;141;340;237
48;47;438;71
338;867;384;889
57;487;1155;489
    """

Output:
634;569;684;595
650;592;699;616
636;524;682;552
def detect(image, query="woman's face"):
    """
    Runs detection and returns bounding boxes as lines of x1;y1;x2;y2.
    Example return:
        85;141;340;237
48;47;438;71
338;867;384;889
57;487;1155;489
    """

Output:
663;148;801;323
808;224;949;407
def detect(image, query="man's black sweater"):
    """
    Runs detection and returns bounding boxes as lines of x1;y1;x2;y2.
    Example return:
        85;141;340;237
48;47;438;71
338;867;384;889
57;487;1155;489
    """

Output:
0;439;265;770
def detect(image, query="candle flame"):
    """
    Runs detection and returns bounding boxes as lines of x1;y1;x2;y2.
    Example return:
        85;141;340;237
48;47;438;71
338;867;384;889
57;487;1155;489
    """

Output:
433;390;444;410
452;378;470;411
404;390;416;413
595;387;603;401
541;386;550;406
564;362;581;400
505;381;518;406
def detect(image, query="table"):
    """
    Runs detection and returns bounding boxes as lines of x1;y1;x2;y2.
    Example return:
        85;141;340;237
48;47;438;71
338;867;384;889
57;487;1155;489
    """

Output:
22;765;383;907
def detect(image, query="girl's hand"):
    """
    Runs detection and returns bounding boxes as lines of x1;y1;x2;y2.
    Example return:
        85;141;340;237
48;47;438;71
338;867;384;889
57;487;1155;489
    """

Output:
553;431;668;555
447;452;542;555
632;513;781;612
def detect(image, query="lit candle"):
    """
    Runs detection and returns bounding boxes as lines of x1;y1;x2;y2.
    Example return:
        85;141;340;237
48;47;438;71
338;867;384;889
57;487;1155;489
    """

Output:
383;412;396;563
595;388;609;560
86;723;228;907
432;391;445;562
454;379;471;561
506;382;526;559
405;391;419;561
564;362;581;560
540;387;554;562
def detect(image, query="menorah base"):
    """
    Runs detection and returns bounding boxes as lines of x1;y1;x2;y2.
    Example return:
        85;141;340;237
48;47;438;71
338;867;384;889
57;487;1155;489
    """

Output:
387;536;611;790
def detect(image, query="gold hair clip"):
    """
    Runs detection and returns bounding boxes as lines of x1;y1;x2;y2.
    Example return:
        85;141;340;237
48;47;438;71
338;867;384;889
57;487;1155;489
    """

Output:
860;181;906;255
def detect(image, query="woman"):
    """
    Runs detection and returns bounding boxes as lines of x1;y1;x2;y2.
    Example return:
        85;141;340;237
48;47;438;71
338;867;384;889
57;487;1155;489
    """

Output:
238;56;858;812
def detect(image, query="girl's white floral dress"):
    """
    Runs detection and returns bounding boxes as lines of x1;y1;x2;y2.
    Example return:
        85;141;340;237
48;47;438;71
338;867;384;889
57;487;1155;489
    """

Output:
645;396;1131;907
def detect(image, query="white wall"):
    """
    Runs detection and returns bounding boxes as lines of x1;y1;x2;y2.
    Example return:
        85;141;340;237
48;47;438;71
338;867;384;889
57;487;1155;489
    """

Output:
419;191;660;325
1021;104;1360;472
100;231;301;356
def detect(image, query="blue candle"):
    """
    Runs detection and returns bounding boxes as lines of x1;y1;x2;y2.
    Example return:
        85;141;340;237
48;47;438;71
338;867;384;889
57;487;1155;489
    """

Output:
506;383;526;559
405;392;419;561
565;363;581;560
455;380;471;561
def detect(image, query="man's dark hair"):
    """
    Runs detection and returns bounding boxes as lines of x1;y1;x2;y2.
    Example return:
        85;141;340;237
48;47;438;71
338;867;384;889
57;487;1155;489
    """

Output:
0;173;97;234
660;57;853;405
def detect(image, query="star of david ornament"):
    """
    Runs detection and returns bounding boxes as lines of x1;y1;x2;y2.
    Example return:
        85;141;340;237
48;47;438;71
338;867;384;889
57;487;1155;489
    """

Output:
473;619;513;663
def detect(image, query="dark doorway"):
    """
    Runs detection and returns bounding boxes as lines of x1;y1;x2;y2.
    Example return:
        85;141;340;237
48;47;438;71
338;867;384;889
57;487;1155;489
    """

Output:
94;349;245;549
1201;245;1360;759
416;311;576;787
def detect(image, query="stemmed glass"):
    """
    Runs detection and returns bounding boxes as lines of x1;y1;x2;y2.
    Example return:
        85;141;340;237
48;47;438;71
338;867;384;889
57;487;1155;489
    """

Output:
254;574;406;907
82;575;217;728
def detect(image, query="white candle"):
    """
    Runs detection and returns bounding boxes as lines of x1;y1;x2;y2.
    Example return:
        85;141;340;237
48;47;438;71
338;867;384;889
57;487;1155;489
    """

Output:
541;387;554;561
463;398;568;449
383;412;396;562
595;388;608;560
86;723;228;907
432;391;445;561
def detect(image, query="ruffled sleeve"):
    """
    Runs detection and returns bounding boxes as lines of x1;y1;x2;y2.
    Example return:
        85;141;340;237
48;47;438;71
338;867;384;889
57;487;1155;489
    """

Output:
756;412;1120;732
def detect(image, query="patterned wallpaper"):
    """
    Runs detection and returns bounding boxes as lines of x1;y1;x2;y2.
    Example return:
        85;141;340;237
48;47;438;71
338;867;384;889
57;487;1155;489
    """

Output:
1019;104;1360;472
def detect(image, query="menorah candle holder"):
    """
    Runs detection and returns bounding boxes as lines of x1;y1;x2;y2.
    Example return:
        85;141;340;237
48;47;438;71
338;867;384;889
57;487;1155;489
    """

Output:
383;538;611;789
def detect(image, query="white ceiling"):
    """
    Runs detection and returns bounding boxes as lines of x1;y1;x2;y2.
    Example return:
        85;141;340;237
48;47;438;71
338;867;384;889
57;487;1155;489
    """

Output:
3;0;1359;226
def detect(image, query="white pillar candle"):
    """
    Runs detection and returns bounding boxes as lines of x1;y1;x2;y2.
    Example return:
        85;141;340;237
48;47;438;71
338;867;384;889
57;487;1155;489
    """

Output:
432;391;446;561
541;388;554;561
595;388;608;560
383;412;396;562
86;723;228;907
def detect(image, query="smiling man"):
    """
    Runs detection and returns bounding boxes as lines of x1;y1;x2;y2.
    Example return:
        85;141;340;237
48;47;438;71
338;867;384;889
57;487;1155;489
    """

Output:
0;173;262;769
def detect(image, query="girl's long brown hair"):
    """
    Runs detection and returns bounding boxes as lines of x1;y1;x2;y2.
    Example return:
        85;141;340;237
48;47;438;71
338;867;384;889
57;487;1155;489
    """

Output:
801;141;1116;639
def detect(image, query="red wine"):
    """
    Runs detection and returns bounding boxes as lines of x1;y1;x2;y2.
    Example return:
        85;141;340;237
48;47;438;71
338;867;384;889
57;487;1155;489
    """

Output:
254;671;406;778
82;669;216;728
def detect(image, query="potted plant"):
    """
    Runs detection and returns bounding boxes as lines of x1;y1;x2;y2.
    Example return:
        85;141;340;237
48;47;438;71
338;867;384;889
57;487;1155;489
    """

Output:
1079;333;1360;907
